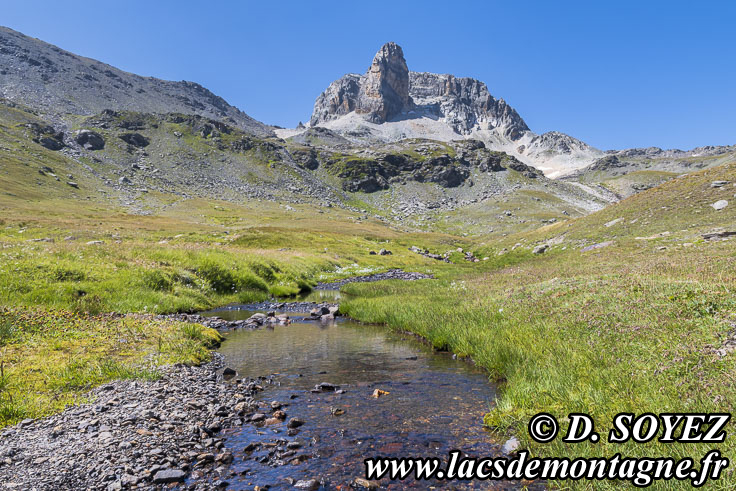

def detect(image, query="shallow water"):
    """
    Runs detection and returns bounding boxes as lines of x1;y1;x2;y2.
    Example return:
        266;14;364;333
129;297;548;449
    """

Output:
297;289;342;303
209;309;525;489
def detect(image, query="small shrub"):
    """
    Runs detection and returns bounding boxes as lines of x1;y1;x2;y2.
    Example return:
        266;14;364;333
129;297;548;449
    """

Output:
0;319;15;346
53;268;86;282
250;262;276;282
51;359;91;391
239;272;268;292
0;398;26;425
196;261;238;293
297;278;314;293
142;270;172;292
72;293;103;315
181;324;222;348
197;260;268;294
97;359;160;381
269;283;300;297
172;271;196;286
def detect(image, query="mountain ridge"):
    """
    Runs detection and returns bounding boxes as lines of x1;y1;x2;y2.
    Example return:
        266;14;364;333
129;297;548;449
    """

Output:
0;26;273;136
299;42;603;178
0;28;732;236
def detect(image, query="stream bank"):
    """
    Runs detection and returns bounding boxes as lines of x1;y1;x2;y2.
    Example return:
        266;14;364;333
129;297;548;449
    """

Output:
0;354;284;490
0;270;531;490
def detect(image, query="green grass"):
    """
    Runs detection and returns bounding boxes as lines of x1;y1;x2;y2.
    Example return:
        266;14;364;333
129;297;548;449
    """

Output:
339;163;736;488
0;151;458;428
2;95;736;487
0;307;222;426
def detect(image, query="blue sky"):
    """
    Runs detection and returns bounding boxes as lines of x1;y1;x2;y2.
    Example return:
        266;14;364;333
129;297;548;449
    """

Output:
3;1;735;150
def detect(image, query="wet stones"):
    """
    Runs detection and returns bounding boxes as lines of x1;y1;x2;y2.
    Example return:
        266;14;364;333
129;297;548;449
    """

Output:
312;382;339;393
502;437;520;454
315;269;433;290
287;418;305;429
408;246;451;263
0;354;268;490
354;477;380;489
294;478;320;490
302;304;340;322
152;469;187;484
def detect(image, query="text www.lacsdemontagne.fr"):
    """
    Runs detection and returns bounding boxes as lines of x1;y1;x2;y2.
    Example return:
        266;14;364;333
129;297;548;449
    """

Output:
364;450;728;487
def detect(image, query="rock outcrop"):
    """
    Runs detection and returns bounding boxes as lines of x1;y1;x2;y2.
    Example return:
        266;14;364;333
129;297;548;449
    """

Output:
306;42;604;177
316;139;540;193
408;72;528;137
310;43;412;125
355;42;411;123
310;42;527;137
74;129;105;150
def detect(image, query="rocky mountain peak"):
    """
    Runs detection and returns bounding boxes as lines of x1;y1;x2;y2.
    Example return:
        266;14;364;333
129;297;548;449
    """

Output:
356;42;411;123
309;42;528;135
304;42;604;177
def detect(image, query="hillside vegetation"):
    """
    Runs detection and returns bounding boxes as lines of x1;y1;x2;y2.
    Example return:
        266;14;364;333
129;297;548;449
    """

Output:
341;162;736;487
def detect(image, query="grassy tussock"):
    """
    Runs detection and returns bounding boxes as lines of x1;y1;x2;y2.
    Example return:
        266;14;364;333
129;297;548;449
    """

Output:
0;307;221;427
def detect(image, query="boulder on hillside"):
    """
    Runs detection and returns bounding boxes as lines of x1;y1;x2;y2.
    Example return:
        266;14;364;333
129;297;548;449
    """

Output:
21;122;65;150
75;129;105;150
119;132;150;148
343;175;389;193
38;136;64;150
291;147;320;170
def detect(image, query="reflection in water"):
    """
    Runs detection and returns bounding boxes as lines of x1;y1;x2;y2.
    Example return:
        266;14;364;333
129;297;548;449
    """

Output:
214;313;524;489
297;289;342;303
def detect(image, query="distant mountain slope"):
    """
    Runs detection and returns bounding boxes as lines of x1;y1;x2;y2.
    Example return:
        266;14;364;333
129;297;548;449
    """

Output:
0;95;612;236
285;42;604;178
564;145;736;198
0;26;272;136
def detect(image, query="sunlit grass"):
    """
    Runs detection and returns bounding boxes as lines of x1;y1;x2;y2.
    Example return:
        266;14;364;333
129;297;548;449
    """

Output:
0;307;222;427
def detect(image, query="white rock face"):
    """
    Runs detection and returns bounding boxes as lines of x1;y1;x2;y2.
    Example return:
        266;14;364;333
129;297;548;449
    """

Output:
304;43;603;178
712;200;728;210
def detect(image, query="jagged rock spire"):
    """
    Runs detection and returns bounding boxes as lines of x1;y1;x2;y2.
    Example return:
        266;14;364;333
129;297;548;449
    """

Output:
355;42;412;123
309;42;529;136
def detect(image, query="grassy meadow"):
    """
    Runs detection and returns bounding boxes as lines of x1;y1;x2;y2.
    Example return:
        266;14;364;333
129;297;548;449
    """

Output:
0;194;459;426
341;162;736;487
1;128;735;488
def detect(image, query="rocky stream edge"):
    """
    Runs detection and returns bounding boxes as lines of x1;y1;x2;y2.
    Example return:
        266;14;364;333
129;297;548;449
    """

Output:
0;270;435;490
